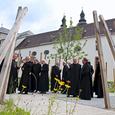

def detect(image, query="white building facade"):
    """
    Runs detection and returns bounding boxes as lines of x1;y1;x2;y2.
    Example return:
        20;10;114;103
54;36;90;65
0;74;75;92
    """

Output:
16;11;115;80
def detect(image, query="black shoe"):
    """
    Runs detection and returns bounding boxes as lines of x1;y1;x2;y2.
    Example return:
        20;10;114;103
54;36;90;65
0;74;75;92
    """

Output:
73;95;77;97
97;96;103;98
40;91;46;94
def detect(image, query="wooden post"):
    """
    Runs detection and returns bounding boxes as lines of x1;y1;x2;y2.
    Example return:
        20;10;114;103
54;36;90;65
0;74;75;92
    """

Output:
48;59;50;65
113;68;115;87
99;15;115;61
40;52;43;62
93;11;111;109
0;39;16;103
0;7;27;65
106;62;107;79
0;7;28;103
17;50;22;67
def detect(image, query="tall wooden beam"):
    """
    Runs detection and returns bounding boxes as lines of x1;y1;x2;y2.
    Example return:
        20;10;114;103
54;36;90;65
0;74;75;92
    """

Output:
0;39;16;103
93;11;111;109
40;52;43;62
0;7;28;103
99;15;115;61
113;68;115;87
0;7;27;65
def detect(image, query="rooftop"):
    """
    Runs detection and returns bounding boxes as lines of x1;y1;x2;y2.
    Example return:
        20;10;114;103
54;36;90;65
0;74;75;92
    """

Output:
16;18;115;50
0;27;9;34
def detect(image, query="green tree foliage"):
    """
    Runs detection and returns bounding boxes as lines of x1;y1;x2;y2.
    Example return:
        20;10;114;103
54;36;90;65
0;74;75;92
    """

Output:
50;18;87;62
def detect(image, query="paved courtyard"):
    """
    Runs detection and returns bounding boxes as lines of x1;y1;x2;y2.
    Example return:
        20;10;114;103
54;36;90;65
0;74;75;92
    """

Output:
4;93;115;115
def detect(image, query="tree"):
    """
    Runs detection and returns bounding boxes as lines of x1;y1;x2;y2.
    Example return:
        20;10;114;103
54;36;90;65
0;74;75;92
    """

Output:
49;17;87;63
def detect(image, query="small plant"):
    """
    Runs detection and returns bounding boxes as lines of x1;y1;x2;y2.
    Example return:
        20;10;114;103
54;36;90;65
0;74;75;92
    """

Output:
107;81;115;93
47;77;79;115
0;98;30;115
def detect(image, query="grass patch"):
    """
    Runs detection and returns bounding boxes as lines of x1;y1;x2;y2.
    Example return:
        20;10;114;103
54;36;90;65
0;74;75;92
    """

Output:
0;99;30;115
107;81;115;93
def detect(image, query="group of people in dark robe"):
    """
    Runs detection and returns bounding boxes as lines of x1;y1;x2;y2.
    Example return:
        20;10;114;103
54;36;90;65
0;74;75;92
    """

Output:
51;57;103;100
18;57;49;94
0;53;103;100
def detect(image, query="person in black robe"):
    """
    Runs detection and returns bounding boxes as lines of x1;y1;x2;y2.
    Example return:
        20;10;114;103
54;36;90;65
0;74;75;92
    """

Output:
88;61;94;98
61;62;69;94
31;59;41;92
93;56;103;98
79;58;91;100
7;54;19;94
68;59;81;97
50;62;61;92
18;57;33;94
39;60;49;94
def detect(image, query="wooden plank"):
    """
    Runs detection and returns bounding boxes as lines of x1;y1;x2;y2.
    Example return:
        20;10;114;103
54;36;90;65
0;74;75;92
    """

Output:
0;7;22;90
0;7;28;65
93;11;111;109
0;7;28;103
0;7;27;88
113;68;115;87
0;7;22;64
17;50;22;67
0;39;16;102
40;52;43;62
0;39;16;103
99;15;115;61
106;62;107;79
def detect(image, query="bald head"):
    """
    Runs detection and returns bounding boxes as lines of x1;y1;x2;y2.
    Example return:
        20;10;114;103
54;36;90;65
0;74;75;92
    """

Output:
73;58;77;64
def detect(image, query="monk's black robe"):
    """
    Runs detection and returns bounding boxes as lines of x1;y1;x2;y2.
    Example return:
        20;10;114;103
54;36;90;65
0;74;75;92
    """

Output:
38;64;49;93
50;65;61;91
93;63;103;98
7;60;18;94
62;65;69;82
61;64;69;94
31;63;41;91
18;61;33;93
80;63;91;100
88;63;94;97
68;63;81;97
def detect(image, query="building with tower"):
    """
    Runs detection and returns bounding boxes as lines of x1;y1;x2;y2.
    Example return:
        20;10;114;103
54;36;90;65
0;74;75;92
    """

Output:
15;10;115;80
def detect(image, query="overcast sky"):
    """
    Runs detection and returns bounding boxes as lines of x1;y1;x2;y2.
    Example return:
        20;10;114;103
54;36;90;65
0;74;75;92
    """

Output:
0;0;115;34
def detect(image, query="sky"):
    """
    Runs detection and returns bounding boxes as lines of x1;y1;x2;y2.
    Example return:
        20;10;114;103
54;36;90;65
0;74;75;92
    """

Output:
0;0;115;34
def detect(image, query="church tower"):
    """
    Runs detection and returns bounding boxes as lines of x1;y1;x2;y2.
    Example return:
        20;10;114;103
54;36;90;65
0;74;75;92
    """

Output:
78;9;87;26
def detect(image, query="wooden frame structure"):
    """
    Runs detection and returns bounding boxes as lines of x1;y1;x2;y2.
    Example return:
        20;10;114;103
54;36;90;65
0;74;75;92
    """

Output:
0;6;28;103
93;11;111;109
93;10;115;109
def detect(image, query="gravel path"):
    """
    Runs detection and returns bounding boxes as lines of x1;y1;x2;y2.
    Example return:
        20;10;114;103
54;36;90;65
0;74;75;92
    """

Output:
4;93;115;115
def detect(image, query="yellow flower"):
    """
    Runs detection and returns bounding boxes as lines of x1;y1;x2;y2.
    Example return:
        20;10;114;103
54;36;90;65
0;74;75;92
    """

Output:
65;84;71;89
53;88;58;92
58;81;65;86
22;85;27;89
59;87;63;91
54;78;60;83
